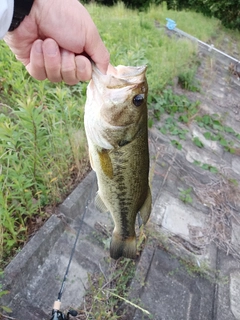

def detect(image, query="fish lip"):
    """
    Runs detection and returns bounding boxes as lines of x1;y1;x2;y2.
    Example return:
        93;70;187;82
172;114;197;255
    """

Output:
93;63;147;77
109;65;147;79
92;64;147;88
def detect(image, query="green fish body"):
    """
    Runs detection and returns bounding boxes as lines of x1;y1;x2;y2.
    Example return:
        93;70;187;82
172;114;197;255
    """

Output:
84;65;151;259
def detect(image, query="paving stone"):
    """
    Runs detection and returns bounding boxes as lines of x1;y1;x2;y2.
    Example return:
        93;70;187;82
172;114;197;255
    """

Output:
230;271;240;320
231;222;240;248
162;200;205;239
1;215;65;306
215;250;240;320
151;191;206;242
231;157;240;176
132;246;215;320
191;127;223;154
59;170;97;220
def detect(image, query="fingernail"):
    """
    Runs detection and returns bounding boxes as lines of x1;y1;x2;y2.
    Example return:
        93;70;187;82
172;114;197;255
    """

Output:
45;41;58;56
35;41;43;54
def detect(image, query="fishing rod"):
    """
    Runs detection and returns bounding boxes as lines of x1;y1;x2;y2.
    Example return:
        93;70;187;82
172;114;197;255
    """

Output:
49;183;92;320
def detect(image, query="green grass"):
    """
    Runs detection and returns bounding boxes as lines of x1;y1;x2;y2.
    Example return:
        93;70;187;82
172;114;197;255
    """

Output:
0;41;89;265
77;257;152;319
88;2;197;94
0;1;240;267
146;2;240;51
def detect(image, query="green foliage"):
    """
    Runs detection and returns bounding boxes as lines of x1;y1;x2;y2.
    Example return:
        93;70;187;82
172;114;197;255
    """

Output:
150;89;200;150
83;0;152;10
179;258;229;284
178;69;201;92
149;89;199;121
178;187;193;204
0;42;88;265
87;2;197;95
196;114;240;153
193;136;204;148
0;271;11;314
84;0;240;29
193;160;218;173
78;258;152;318
171;139;182;150
161;0;240;30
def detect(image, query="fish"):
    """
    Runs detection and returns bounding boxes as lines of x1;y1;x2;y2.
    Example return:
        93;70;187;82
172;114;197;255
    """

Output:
84;64;152;260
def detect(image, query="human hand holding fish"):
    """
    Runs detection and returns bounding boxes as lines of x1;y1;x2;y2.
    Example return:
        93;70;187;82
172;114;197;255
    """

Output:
4;0;110;84
84;63;152;260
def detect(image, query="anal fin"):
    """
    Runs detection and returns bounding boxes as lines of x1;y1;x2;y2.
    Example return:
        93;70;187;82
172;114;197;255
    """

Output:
139;186;152;225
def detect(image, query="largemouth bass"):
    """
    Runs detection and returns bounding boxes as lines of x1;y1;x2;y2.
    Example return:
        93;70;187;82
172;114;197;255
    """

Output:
84;64;152;259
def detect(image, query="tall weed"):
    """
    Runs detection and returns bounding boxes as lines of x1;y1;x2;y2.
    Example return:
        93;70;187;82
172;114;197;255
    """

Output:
87;2;197;95
0;42;88;264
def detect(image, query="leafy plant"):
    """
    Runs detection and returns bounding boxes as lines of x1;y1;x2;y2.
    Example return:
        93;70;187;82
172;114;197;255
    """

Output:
150;89;200;125
0;271;12;315
193;136;204;148
178;68;201;92
78;258;152;319
171;140;183;150
161;0;240;30
0;42;89;265
179;187;193;204
194;160;218;173
195;114;240;153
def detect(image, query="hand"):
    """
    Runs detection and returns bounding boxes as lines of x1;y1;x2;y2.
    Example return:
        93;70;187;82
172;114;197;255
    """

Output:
4;0;110;84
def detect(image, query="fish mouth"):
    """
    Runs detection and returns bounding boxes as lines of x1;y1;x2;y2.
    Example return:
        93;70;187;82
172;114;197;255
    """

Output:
106;64;147;78
92;64;147;89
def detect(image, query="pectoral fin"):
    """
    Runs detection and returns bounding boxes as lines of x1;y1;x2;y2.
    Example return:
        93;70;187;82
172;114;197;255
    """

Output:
98;149;113;179
139;186;152;225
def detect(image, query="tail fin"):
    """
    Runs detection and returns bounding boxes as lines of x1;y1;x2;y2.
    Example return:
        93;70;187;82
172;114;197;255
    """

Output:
110;233;136;260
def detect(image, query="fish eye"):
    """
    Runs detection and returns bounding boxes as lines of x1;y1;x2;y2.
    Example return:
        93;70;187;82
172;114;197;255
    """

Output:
133;94;144;107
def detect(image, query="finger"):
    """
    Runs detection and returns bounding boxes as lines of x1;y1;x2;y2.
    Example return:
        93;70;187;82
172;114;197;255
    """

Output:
84;26;110;75
91;41;110;75
75;55;92;82
42;38;62;83
26;39;47;80
60;49;78;85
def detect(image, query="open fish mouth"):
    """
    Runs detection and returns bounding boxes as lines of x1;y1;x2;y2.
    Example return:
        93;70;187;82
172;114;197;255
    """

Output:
92;64;148;90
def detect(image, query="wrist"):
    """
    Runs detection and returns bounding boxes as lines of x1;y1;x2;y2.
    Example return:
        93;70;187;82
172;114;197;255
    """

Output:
8;0;35;31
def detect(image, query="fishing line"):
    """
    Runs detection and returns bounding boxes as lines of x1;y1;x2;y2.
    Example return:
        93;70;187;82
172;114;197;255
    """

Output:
50;174;96;320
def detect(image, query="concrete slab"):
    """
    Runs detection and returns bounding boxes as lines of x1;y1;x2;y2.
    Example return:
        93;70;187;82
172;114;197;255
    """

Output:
131;246;215;320
214;250;240;320
230;271;240;320
0;173;110;320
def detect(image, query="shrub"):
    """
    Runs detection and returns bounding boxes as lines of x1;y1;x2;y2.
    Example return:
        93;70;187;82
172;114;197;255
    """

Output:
161;0;240;30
